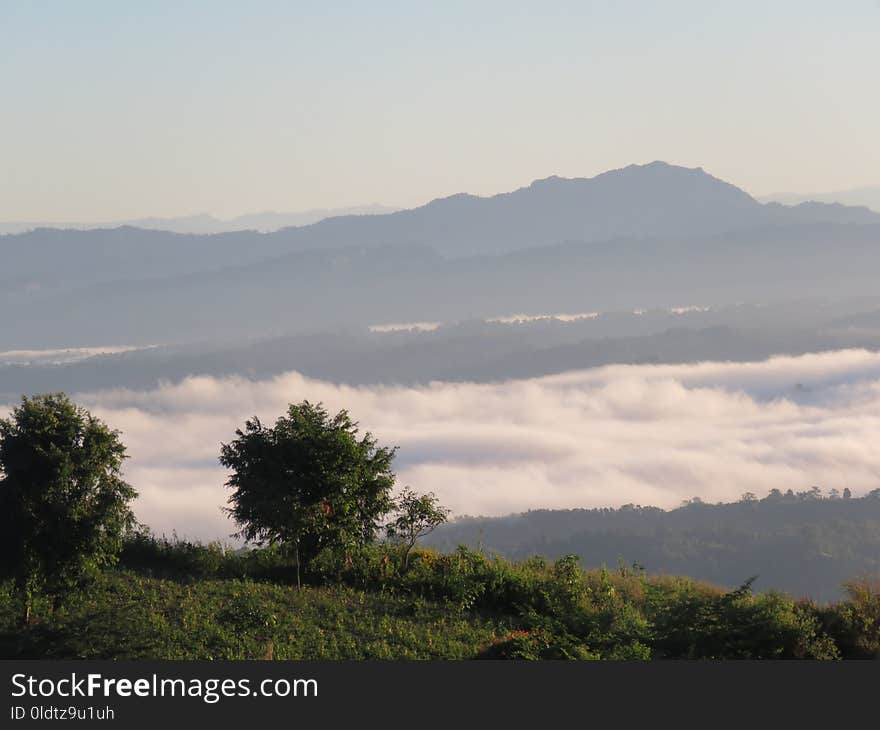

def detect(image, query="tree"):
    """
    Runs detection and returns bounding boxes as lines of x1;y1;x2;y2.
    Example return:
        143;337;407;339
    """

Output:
219;401;396;587
385;487;451;568
0;393;136;625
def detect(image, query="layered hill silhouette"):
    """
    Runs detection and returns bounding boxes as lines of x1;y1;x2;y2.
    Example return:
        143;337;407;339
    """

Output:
0;204;398;236
6;298;880;398
2;161;879;347
3;161;877;286
761;185;880;213
265;161;878;257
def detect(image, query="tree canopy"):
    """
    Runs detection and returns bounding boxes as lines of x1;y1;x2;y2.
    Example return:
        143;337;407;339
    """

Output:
220;401;397;577
386;487;450;567
0;393;137;623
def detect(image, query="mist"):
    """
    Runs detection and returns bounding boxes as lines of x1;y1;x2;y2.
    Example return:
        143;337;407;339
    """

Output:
5;349;878;542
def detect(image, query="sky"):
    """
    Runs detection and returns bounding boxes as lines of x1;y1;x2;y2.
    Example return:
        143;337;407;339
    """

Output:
1;1;878;221
3;348;876;542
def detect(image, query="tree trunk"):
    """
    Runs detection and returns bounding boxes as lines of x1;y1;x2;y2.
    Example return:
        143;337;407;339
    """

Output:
295;541;301;590
403;538;416;570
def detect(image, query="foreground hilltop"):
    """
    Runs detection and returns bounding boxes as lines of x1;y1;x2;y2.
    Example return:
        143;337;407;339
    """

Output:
2;540;876;660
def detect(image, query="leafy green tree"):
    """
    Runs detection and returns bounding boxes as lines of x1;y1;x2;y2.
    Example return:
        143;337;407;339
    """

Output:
836;578;880;658
0;393;137;625
385;487;451;568
220;400;396;587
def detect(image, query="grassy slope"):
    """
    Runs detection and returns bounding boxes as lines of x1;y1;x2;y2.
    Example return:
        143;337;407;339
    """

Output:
0;573;507;660
2;543;877;660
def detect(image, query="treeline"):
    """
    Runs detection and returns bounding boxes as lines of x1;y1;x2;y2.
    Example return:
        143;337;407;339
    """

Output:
429;490;880;601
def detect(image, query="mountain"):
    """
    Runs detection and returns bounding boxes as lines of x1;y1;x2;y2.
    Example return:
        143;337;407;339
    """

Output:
3;161;878;295
761;185;880;213
0;204;397;236
3;222;880;348
253;161;879;258
3;161;880;347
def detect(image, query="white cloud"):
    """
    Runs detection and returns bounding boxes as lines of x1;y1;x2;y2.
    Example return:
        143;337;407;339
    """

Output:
5;349;880;543
0;345;155;366
368;321;442;333
486;312;599;324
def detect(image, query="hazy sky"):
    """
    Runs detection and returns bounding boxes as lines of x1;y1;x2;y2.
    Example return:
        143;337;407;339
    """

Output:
2;1;878;220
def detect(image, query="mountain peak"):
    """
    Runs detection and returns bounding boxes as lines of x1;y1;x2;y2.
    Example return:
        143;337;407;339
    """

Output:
305;161;877;257
524;161;727;193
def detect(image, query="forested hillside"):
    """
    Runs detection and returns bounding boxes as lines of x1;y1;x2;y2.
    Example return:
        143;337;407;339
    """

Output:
429;490;880;601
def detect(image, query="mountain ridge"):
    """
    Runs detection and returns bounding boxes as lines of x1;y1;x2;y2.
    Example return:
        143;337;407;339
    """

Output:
3;161;880;348
0;204;398;236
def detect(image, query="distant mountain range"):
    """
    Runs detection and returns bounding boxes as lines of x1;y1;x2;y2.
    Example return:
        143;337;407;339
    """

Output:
5;298;880;399
2;161;879;348
760;185;880;213
0;204;398;236
282;161;876;257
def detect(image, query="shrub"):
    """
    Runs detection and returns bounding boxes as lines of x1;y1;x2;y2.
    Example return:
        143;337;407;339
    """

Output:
820;578;880;659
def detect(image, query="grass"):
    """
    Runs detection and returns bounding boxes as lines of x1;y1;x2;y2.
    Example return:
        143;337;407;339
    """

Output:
0;572;509;660
1;540;878;660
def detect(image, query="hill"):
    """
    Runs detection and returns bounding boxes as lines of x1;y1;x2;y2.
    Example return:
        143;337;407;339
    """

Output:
6;298;880;397
761;185;880;213
428;490;880;601
0;204;398;236
268;161;877;257
4;162;880;347
4;163;876;288
4;222;880;347
2;544;877;660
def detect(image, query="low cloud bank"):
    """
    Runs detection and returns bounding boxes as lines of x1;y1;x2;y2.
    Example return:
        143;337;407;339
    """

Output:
4;349;880;542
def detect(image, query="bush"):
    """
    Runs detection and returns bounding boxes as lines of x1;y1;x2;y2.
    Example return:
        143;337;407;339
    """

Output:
819;578;880;659
646;580;839;659
104;534;877;660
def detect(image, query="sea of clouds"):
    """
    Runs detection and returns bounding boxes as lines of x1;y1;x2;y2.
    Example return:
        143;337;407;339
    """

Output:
5;348;880;543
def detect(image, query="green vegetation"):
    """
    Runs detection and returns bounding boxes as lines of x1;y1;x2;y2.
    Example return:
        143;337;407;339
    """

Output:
219;400;397;588
429;491;880;601
0;394;136;626
385;487;450;568
0;571;499;660
1;393;879;660
2;537;879;659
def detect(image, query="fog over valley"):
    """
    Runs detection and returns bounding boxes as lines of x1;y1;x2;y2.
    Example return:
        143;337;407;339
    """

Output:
3;348;878;544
